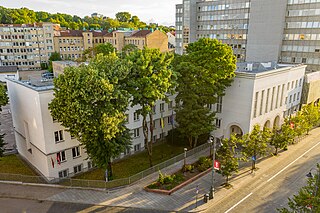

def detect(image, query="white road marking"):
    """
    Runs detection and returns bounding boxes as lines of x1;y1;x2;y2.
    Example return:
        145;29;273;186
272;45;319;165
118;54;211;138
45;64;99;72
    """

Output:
267;140;320;182
224;192;253;213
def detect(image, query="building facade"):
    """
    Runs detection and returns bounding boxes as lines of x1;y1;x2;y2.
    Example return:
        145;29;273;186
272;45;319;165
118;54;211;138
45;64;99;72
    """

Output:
7;72;175;179
176;0;320;71
53;29;169;61
212;62;306;140
0;23;57;71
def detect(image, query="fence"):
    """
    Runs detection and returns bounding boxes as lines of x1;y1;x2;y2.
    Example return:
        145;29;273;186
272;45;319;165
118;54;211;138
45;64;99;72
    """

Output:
0;142;211;189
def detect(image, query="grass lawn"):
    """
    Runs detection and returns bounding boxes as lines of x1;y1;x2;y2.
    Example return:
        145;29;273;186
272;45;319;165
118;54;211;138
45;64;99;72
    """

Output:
73;142;185;180
0;154;38;176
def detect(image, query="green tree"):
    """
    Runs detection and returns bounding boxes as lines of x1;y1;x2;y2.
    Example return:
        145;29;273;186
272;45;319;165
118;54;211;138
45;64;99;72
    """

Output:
48;52;62;72
116;12;132;23
270;123;294;155
242;125;271;171
174;38;236;148
126;48;174;167
94;43;116;56
120;44;138;58
278;164;320;212
216;134;240;185
300;103;320;134
0;84;9;157
49;53;131;178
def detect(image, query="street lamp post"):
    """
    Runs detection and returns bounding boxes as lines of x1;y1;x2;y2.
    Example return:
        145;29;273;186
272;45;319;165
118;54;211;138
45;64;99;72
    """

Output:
208;135;215;200
184;148;187;168
307;166;320;213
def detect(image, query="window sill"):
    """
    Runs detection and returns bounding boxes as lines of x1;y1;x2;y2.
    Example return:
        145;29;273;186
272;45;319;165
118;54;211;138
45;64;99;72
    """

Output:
73;156;81;159
55;140;65;144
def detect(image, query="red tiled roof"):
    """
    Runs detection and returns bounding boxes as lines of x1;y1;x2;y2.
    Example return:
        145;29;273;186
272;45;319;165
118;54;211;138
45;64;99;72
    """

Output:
93;30;111;37
58;30;84;37
130;30;152;38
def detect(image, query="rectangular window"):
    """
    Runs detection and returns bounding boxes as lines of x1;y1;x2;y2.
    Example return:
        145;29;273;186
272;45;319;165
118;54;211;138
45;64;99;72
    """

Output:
280;84;285;107
72;147;81;158
56;151;66;163
87;161;94;169
134;143;141;152
54;130;64;143
153;135;157;143
291;81;294;89
125;114;129;123
265;89;270;113
133;111;140;121
260;90;264;115
168;101;173;109
73;164;82;174
289;95;292;103
253;92;259;118
58;169;68;178
152;105;156;114
216;96;223;113
275;85;280;109
133;128;140;138
295;80;298;88
299;79;302;87
270;87;275;111
160;103;165;112
215;118;221;128
297;92;300;100
293;93;296;102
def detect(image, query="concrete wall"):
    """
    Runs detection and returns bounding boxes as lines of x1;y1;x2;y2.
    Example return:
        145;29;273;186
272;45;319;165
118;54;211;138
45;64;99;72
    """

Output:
246;0;287;62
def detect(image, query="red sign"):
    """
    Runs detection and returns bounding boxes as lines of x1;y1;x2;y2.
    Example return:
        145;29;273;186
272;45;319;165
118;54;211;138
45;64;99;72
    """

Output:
214;160;220;170
290;122;295;129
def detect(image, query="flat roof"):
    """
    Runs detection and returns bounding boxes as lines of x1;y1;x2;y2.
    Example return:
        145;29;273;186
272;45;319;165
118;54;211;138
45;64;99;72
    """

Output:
236;62;295;74
8;77;54;92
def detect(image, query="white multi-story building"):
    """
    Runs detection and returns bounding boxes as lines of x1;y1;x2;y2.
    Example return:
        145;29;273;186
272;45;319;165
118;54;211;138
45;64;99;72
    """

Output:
0;23;58;71
213;62;306;140
7;76;175;180
176;0;320;71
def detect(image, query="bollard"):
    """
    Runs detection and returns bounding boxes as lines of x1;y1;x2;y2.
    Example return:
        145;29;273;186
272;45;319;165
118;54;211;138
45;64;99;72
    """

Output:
203;193;209;203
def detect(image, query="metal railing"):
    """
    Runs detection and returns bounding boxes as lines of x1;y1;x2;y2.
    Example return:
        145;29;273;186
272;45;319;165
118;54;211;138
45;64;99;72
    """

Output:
0;142;210;189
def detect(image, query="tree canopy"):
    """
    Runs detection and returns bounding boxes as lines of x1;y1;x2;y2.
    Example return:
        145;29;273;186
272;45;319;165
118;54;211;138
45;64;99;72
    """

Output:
174;38;236;148
49;53;131;171
0;6;172;32
126;47;175;167
0;84;9;157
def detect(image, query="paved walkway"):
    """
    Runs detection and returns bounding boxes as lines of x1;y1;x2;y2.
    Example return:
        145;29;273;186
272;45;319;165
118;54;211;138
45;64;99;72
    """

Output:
1;127;320;212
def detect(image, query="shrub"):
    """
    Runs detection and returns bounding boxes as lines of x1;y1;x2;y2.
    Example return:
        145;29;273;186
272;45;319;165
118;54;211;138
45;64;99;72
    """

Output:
163;174;175;184
158;170;165;184
182;164;194;172
197;157;212;172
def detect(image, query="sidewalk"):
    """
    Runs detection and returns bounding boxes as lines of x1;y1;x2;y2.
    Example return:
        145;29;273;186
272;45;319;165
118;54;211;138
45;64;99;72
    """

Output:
1;127;320;212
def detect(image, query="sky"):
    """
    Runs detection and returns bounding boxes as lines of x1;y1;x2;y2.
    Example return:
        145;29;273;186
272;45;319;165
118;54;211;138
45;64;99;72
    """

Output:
1;0;182;26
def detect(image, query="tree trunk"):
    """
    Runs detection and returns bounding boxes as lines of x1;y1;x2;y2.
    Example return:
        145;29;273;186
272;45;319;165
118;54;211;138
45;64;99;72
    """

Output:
188;136;193;149
149;113;154;167
108;161;113;180
193;136;198;148
142;116;152;167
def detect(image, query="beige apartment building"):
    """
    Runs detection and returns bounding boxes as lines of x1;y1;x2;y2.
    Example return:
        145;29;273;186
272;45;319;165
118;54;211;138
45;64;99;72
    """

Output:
0;23;58;71
54;29;168;60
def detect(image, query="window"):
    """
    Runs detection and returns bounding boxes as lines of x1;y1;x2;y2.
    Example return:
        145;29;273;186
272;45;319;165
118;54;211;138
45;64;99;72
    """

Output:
58;169;68;178
289;95;292;103
285;96;288;105
54;130;64;142
293;94;296;102
123;147;131;155
215;118;221;128
270;87;275;111
134;111;140;121
168;101;173;109
253;92;258;118
265;89;270;113
295;80;298;88
291;81;294;89
153;135;157;143
216;96;223;113
56;151;66;163
299;79;302;87
260;90;264;115
52;117;58;123
133;128;140;138
275;85;280;109
160;133;165;139
72;147;81;158
134;143;141;152
73;164;82;174
280;84;285;107
297;92;300;100
152;105;156;114
125;114;129;123
160;103;165;112
87;161;94;169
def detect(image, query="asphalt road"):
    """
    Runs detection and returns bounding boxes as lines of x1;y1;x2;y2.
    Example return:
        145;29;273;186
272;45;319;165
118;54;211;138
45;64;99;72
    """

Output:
0;198;173;213
206;137;320;213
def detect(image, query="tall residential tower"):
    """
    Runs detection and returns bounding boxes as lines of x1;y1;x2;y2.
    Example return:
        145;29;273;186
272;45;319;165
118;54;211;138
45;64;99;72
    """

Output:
176;0;320;71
